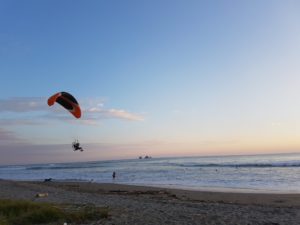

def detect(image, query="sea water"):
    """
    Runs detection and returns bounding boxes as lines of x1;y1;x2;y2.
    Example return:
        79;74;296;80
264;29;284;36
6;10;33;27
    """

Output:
1;153;300;193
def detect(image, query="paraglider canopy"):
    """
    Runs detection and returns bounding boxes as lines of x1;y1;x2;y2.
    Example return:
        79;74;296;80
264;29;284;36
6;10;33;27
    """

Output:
48;91;81;118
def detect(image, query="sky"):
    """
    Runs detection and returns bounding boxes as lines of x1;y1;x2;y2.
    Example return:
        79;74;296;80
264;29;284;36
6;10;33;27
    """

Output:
1;0;300;165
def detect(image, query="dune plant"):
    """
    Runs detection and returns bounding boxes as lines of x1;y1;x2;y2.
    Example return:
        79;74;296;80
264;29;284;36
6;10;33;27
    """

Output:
0;199;108;225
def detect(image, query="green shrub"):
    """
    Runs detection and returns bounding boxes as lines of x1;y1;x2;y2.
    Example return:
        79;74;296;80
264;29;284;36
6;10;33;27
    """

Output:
0;199;108;225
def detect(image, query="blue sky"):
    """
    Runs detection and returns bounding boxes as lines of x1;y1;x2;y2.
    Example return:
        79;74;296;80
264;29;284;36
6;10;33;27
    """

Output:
1;0;300;164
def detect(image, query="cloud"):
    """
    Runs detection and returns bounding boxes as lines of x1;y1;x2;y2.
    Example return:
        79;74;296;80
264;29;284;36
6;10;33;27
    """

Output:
271;122;282;127
46;107;144;124
0;97;144;125
0;128;29;144
0;128;16;141
0;97;47;112
0;119;43;126
85;107;144;121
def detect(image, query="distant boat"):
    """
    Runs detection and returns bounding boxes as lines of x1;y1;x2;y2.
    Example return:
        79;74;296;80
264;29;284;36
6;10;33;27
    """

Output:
139;156;143;159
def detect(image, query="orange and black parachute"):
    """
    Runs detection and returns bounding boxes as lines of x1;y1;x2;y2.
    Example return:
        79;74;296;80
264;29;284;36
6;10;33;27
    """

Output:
48;92;81;118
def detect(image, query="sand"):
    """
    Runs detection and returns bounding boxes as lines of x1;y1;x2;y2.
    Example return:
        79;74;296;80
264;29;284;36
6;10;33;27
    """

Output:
0;179;299;225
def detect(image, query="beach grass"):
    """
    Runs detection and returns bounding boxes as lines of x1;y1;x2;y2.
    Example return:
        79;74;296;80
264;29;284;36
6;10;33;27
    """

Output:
0;199;108;225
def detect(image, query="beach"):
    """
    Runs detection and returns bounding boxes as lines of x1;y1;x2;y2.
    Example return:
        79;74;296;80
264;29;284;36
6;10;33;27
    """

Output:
2;1;300;224
0;179;299;225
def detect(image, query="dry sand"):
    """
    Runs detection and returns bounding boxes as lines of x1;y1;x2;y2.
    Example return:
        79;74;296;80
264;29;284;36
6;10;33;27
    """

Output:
0;179;299;225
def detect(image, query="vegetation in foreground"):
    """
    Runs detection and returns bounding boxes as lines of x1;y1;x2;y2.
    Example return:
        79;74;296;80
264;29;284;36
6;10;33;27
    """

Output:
0;199;109;225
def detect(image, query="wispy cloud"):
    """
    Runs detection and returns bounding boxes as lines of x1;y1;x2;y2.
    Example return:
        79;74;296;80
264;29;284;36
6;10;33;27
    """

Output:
0;119;43;126
0;128;29;144
0;97;144;125
85;107;144;121
0;128;16;141
0;97;47;112
271;122;282;127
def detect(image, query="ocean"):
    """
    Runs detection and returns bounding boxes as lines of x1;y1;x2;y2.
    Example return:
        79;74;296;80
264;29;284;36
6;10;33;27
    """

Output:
1;153;300;193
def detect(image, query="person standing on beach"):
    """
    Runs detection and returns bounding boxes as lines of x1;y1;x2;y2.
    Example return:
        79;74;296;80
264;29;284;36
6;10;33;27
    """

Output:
112;171;116;179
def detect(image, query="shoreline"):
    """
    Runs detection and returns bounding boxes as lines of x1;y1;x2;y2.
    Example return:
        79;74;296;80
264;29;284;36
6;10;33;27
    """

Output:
127;183;300;194
5;178;300;194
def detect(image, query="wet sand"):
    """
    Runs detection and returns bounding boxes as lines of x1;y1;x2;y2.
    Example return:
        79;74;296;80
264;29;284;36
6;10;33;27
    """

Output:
0;179;299;225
